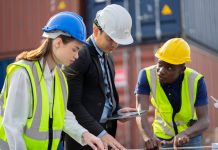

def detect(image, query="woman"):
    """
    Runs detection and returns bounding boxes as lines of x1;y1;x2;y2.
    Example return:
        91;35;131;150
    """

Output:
0;12;104;150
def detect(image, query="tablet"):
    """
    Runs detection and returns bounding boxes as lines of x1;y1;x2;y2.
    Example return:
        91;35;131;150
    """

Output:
108;110;147;120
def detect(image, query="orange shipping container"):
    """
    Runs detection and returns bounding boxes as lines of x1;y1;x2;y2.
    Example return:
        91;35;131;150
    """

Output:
0;0;85;60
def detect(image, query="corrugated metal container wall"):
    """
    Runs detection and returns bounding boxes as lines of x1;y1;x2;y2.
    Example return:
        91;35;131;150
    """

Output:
181;0;218;52
187;40;218;145
0;0;85;60
85;0;181;43
129;0;181;42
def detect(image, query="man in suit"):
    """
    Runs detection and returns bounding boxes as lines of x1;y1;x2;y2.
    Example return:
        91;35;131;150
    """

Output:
63;4;136;150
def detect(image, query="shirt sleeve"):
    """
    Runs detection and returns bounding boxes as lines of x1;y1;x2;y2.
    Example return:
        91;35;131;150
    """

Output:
134;69;151;95
63;109;88;146
97;130;107;138
3;68;31;150
194;77;208;106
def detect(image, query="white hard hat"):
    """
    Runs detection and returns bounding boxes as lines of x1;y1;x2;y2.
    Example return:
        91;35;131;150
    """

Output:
95;4;133;45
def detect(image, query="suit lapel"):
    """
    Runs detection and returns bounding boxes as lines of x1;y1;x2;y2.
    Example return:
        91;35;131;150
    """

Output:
88;40;105;95
105;54;118;113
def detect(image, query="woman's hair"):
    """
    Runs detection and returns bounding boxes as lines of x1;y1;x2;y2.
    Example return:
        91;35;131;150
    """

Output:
15;35;76;79
16;35;75;62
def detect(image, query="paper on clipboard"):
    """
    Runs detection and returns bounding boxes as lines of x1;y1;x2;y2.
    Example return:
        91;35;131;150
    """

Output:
107;110;147;120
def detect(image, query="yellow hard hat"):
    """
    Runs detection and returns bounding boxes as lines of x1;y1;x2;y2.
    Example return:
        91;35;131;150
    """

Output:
155;38;191;65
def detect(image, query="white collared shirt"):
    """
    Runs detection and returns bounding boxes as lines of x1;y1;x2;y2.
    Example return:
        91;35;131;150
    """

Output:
2;59;87;150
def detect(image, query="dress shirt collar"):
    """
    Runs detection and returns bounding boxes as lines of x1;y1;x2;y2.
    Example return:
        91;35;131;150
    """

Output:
39;58;56;79
90;35;104;57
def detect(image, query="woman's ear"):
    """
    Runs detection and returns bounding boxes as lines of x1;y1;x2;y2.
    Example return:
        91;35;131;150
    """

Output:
53;37;62;50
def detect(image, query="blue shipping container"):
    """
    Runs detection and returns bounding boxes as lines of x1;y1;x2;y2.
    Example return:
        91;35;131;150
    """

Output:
85;0;126;37
0;58;14;91
85;0;181;43
181;0;218;52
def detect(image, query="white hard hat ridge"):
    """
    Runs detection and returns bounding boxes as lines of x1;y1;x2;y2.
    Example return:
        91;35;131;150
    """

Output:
96;4;133;45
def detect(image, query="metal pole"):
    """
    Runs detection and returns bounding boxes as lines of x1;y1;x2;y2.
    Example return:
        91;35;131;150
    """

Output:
154;0;162;40
135;0;142;43
123;0;129;11
136;46;141;72
123;49;131;148
106;0;111;5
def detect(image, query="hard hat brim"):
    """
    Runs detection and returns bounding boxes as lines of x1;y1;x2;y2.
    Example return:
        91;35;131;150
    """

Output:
42;32;89;46
42;32;70;39
111;35;134;45
155;50;191;65
75;38;90;46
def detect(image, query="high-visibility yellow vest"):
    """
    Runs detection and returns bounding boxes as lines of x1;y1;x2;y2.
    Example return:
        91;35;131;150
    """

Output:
145;65;202;139
0;60;68;150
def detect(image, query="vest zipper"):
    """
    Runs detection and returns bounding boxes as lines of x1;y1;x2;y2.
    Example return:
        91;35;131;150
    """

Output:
48;77;55;150
48;117;53;150
172;111;178;135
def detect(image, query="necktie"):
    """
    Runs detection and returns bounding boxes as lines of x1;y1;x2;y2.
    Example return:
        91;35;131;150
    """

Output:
103;54;116;114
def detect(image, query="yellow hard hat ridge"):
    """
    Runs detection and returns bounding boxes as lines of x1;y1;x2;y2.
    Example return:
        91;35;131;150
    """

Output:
155;38;191;65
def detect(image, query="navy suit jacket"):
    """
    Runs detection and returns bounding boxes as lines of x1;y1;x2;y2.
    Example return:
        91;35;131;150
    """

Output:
63;39;120;149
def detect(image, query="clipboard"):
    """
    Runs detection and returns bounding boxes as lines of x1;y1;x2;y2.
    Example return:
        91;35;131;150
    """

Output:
107;110;147;120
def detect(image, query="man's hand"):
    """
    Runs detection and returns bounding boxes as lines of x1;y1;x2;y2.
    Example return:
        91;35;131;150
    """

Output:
101;133;127;150
173;132;189;147
161;132;190;149
144;137;162;150
82;131;104;150
117;107;137;122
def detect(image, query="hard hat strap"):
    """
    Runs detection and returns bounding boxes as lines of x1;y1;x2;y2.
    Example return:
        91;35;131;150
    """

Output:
94;19;103;31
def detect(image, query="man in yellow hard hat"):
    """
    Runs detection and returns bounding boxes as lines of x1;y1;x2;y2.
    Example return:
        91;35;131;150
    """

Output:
135;38;209;149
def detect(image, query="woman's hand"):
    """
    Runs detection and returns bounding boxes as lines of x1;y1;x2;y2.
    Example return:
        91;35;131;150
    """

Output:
101;133;126;150
82;131;104;150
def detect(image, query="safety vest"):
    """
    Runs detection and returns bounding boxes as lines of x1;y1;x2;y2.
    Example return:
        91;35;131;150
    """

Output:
0;60;68;150
145;65;202;139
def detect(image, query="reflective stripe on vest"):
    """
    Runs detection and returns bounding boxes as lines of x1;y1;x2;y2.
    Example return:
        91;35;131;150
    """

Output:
146;65;202;138
0;60;68;149
149;66;198;119
0;139;9;150
23;62;67;140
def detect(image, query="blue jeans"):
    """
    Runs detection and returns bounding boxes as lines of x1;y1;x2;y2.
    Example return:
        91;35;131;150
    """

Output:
161;135;202;150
